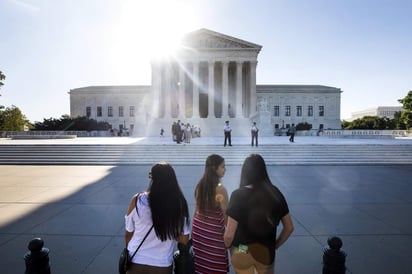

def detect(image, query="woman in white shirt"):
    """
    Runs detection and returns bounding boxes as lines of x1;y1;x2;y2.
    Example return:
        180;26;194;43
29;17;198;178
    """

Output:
125;162;190;274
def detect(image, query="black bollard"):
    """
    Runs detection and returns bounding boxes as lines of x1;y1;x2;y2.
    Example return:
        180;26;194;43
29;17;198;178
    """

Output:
24;238;51;274
322;236;347;274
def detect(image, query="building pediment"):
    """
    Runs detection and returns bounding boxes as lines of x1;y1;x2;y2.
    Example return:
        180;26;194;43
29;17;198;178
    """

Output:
180;28;262;51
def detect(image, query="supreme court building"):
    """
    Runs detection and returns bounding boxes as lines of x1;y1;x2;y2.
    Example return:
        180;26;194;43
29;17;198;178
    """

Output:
69;29;342;136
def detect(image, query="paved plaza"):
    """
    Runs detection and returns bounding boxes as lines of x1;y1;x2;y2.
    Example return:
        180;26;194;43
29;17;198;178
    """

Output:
0;137;411;273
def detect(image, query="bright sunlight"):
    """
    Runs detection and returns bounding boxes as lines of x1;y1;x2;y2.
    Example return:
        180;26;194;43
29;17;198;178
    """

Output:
107;0;197;84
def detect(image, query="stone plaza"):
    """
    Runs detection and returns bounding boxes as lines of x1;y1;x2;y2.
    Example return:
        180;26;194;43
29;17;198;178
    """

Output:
0;136;412;273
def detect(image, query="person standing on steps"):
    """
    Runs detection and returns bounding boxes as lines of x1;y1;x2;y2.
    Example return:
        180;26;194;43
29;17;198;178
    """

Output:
251;122;259;147
224;121;232;146
289;124;296;143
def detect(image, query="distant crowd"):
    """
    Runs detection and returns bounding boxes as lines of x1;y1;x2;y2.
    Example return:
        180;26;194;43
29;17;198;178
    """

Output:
168;120;201;144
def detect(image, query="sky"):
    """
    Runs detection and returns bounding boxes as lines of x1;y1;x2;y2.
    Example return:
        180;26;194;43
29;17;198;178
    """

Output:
1;0;411;123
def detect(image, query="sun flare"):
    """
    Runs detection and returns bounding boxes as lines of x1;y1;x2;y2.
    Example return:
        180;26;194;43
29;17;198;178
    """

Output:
107;0;197;83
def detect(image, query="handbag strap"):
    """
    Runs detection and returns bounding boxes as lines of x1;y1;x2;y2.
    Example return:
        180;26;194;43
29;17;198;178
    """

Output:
129;193;154;261
130;224;153;261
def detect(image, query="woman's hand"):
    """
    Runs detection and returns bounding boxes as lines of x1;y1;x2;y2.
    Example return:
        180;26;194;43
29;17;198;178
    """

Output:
224;217;238;248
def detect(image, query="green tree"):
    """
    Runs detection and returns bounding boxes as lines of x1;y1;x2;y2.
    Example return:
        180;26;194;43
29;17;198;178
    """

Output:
0;105;29;131
0;70;5;108
33;115;111;131
295;122;312;130
0;70;5;90
393;111;406;129
341;116;401;130
398;90;412;129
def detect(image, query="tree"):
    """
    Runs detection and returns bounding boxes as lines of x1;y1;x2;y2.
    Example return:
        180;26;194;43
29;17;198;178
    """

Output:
33;115;111;131
0;70;5;90
0;70;5;107
0;105;29;131
398;90;412;129
295;122;312;130
341;115;403;130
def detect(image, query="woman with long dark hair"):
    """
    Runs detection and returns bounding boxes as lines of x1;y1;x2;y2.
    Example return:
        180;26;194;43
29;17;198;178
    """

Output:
224;154;294;274
124;162;190;274
192;154;229;273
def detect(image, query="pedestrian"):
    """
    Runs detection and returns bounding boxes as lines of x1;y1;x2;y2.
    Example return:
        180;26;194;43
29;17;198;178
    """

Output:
160;128;164;137
185;123;192;144
224;154;294;274
124;162;190;274
171;122;178;142
192;154;229;273
251;122;259;146
289;124;296;142
224;120;232;146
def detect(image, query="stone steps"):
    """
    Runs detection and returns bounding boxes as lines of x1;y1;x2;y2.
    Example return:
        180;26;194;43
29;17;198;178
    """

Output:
0;144;411;165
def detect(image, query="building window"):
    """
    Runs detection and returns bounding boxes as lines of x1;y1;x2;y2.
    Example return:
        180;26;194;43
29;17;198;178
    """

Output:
297;106;302;117
108;106;113;117
130;106;135;117
319;106;325;117
308;106;313;117
285;106;291;116
274;105;279;116
86;106;91;117
119;106;124;117
97;106;102;117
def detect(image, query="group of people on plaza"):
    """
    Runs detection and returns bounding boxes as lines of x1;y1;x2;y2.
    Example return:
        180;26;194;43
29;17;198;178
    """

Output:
224;120;295;147
124;153;294;274
171;120;201;144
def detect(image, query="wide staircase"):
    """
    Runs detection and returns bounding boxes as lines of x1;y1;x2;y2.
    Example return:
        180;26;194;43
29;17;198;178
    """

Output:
0;143;411;165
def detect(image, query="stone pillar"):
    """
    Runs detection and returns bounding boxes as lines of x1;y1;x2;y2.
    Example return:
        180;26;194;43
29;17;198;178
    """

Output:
192;61;200;118
151;60;161;118
208;61;215;118
222;61;229;118
164;62;172;118
178;65;185;118
236;61;243;118
249;61;257;117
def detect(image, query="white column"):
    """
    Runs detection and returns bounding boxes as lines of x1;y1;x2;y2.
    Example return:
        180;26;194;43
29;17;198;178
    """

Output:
178;65;185;119
151;60;161;118
208;61;215;118
236;61;243;118
249;61;257;117
164;62;171;118
192;61;200;118
222;61;229;118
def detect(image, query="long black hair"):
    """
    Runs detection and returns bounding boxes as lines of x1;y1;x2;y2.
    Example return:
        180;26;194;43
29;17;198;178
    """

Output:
240;154;284;231
195;154;224;214
149;162;189;241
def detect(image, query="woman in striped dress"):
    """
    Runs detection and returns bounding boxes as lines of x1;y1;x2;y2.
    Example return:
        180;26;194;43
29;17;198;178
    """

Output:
192;154;229;273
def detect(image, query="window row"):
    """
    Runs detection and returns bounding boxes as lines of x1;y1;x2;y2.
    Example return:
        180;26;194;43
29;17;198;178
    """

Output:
86;106;135;118
273;105;324;117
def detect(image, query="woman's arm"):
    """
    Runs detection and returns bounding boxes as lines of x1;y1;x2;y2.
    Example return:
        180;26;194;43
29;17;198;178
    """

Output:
176;233;189;245
125;231;134;247
223;216;238;248
275;213;294;250
124;195;138;246
216;184;229;224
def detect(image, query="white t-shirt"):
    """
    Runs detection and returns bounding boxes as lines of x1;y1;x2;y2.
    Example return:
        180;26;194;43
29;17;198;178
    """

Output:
125;193;190;267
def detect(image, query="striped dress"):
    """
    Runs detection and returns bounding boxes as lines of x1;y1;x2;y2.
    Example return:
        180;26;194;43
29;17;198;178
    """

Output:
192;208;229;273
